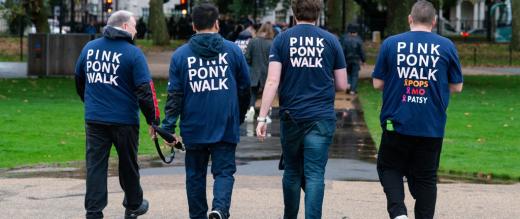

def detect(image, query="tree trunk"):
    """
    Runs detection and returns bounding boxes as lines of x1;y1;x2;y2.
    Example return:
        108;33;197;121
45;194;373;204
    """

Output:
326;0;343;34
385;0;414;36
25;0;50;33
512;0;520;50
149;0;169;46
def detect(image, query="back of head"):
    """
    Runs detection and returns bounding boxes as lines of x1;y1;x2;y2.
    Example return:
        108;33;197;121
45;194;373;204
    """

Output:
291;0;322;22
191;3;219;31
347;23;358;34
410;0;437;26
107;10;134;28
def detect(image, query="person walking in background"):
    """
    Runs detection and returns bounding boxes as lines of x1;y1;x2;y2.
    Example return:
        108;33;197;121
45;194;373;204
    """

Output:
161;3;250;219
372;1;463;219
341;23;365;95
244;22;275;122
256;0;347;218
234;18;256;55
74;10;160;219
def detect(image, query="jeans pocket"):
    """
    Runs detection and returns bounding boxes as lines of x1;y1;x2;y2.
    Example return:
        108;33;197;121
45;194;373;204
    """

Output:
314;119;336;137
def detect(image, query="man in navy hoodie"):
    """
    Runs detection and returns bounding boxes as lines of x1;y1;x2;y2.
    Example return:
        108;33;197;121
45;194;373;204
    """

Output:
161;3;250;219
75;10;159;219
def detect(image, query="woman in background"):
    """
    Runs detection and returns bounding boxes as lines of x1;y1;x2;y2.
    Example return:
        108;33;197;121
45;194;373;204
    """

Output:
244;22;275;122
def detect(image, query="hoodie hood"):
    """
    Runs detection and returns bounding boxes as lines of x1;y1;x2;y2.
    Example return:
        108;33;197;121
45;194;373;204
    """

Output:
103;26;134;44
189;33;224;60
236;29;253;40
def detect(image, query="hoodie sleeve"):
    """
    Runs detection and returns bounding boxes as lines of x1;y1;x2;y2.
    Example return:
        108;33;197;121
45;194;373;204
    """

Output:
133;51;160;125
235;45;251;124
74;50;86;102
161;54;184;133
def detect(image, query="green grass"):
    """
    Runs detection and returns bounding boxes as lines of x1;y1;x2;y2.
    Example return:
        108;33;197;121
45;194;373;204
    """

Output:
358;76;520;180
135;39;186;53
0;78;170;168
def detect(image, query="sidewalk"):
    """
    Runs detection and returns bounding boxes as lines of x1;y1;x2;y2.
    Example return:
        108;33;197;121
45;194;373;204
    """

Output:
0;175;518;218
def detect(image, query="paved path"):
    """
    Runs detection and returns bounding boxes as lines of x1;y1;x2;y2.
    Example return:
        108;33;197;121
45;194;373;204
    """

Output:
0;175;519;218
0;62;27;78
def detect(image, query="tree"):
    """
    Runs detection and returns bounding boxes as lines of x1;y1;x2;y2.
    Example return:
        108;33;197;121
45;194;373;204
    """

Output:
24;0;50;33
326;0;360;34
149;0;169;46
512;0;520;50
1;0;50;33
385;0;414;36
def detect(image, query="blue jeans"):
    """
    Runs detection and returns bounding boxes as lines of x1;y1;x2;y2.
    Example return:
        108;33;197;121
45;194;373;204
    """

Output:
280;113;336;219
347;62;360;92
185;142;237;219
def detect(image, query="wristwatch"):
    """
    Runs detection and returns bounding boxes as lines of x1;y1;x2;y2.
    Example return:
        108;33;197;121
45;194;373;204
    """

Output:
257;116;267;122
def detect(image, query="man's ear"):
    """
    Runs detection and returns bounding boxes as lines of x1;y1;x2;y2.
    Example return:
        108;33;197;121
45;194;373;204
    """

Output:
192;23;197;32
408;15;413;27
215;20;220;31
432;15;438;28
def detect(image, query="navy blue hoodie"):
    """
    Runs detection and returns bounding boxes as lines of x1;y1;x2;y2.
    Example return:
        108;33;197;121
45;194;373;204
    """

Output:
162;33;250;145
75;26;160;125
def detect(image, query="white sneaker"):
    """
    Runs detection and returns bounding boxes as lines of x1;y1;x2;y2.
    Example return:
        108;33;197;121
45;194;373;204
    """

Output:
394;215;408;219
244;107;255;122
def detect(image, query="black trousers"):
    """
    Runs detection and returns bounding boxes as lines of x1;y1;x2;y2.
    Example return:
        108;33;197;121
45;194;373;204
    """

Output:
85;122;143;219
377;130;443;219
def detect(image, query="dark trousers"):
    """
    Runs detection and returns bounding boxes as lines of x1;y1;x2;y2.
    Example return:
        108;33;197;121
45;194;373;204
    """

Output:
377;130;443;219
347;62;360;92
185;142;237;219
85;122;143;219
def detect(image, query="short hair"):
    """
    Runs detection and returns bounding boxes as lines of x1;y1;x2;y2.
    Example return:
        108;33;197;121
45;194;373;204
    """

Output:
410;0;437;25
191;3;219;30
291;0;322;22
107;10;134;27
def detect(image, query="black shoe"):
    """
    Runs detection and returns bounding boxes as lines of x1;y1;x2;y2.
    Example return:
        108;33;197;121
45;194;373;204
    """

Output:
125;199;149;219
208;210;224;219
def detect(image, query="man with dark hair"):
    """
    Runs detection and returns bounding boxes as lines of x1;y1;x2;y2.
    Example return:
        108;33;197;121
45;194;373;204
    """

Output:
161;3;250;219
234;17;256;54
341;23;365;95
372;1;463;219
256;0;347;218
75;10;159;219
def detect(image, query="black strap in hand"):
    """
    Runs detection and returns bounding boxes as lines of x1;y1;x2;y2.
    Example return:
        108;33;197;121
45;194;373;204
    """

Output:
151;125;185;164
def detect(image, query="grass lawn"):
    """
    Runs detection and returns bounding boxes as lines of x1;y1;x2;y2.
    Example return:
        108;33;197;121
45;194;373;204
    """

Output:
0;78;170;168
135;39;186;53
357;76;520;180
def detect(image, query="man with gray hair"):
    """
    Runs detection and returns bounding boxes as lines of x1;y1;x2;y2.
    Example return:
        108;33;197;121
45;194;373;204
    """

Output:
372;1;463;219
75;10;159;219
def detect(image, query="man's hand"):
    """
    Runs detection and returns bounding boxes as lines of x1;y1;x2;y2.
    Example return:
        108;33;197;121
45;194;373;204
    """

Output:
164;133;180;148
256;121;267;142
148;126;156;139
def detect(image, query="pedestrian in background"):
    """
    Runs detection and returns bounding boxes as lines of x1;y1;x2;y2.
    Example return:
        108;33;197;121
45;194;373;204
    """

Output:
244;22;275;122
341;23;365;95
